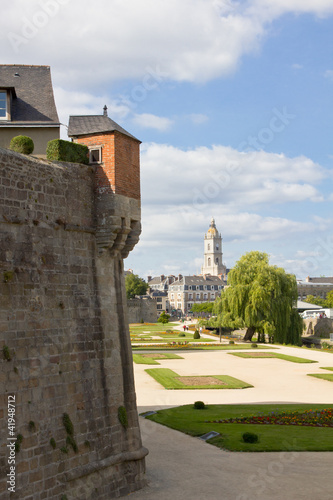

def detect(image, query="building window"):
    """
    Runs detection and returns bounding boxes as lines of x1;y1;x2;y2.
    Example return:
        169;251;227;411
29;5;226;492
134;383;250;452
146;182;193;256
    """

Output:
204;293;207;300
177;302;182;309
89;146;102;164
189;293;193;300
157;304;162;310
0;91;7;119
157;297;162;302
211;293;215;299
208;257;211;266
216;258;219;264
171;294;174;299
208;244;210;250
196;294;200;299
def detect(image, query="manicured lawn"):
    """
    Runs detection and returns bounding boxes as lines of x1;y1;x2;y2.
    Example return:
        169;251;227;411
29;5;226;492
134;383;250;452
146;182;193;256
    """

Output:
130;324;215;343
144;404;333;451
133;344;277;351
228;352;317;363
308;373;333;382
133;353;183;365
320;367;333;371
144;368;252;389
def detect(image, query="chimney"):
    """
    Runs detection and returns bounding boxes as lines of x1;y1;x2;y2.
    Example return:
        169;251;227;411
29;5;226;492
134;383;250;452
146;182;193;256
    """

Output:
103;105;108;116
147;276;152;282
160;274;165;281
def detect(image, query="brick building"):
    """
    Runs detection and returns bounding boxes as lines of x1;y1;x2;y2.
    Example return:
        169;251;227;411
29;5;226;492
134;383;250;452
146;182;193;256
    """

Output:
68;106;141;201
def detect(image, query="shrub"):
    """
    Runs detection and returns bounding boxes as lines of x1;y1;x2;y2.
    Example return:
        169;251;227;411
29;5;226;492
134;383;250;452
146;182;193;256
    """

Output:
157;312;170;324
178;332;186;337
193;330;200;339
10;135;34;154
251;343;258;348
46;139;89;164
229;340;235;345
242;432;258;443
193;401;206;410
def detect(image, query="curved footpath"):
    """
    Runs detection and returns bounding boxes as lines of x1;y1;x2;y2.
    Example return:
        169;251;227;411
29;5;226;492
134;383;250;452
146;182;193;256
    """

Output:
129;330;333;499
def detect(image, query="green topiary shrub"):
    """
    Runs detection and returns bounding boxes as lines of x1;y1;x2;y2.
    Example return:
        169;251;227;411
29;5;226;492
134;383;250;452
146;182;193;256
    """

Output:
229;340;235;345
251;343;258;348
193;330;200;339
178;332;186;337
10;135;34;154
242;432;259;443
193;401;206;410
46;139;89;165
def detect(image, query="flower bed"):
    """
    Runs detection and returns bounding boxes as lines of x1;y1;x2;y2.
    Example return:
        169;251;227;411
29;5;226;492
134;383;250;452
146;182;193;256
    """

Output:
207;408;333;427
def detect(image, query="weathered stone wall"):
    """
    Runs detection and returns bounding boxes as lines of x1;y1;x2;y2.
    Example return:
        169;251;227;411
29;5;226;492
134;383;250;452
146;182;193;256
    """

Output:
303;317;333;338
0;148;147;499
127;298;157;324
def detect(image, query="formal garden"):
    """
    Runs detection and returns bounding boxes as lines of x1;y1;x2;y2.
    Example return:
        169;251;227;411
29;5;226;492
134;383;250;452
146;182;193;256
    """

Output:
130;322;277;351
143;403;333;452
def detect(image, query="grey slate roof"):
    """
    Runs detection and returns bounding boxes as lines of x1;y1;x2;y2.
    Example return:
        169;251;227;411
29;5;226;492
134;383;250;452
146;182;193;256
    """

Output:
169;275;225;287
68;115;140;142
0;65;59;125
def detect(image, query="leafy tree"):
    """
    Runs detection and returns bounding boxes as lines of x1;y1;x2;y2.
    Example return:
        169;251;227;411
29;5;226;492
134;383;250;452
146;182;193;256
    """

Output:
211;251;302;344
325;290;333;308
191;302;214;314
125;273;148;299
157;311;170;324
304;295;326;307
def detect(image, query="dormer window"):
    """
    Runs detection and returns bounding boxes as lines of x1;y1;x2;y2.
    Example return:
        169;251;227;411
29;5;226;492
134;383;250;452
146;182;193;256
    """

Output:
0;91;7;120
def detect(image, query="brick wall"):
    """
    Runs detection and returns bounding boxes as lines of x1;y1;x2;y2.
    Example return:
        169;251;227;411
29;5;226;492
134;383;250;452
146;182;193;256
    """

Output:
76;131;140;201
0;148;146;499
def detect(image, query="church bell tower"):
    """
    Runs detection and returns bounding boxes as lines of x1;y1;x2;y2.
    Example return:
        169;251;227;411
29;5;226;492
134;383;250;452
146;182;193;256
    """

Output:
201;218;226;276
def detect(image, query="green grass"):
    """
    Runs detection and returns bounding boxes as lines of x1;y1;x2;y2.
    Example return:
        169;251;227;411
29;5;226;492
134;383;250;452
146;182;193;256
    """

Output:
308;373;333;382
144;368;252;389
228;352;317;363
133;353;183;365
320;367;333;371
132;344;277;351
144;404;333;451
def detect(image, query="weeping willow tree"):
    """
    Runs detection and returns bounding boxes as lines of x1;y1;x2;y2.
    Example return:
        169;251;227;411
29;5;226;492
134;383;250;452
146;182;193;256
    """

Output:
212;251;302;344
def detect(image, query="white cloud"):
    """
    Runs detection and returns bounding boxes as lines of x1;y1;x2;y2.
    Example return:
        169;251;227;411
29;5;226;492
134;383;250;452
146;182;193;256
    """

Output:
5;0;332;90
189;113;209;124
141;143;326;207
132;113;174;131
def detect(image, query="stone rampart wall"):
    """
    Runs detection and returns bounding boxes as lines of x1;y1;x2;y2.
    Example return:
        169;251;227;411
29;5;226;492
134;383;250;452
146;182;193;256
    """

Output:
127;298;157;324
0;148;146;499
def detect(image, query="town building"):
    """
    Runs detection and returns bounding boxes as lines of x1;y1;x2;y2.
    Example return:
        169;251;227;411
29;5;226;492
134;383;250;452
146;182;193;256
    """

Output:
297;276;333;301
0;64;60;155
147;274;177;292
168;274;225;316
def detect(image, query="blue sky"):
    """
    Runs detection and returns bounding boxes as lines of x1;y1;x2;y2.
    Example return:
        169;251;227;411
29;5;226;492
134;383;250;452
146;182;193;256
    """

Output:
2;0;333;280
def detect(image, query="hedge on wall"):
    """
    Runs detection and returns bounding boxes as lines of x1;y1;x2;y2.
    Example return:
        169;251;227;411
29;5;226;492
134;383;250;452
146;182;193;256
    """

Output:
10;135;34;155
46;139;89;165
